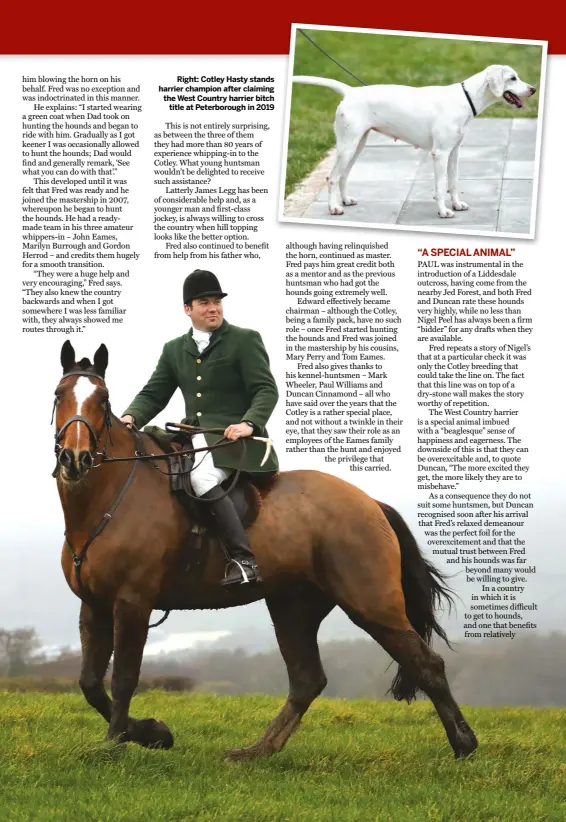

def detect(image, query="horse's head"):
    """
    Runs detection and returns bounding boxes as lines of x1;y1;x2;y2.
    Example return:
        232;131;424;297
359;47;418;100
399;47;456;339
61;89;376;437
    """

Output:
54;341;111;484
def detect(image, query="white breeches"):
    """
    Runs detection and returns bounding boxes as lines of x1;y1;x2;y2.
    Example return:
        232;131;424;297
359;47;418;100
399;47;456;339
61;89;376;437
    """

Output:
190;432;232;496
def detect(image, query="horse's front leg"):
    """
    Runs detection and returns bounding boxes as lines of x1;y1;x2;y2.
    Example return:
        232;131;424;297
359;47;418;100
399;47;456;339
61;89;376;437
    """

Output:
78;601;113;722
106;595;174;749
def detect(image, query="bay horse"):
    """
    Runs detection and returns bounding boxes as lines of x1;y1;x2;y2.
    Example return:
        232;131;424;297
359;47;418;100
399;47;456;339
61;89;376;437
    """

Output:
53;341;477;760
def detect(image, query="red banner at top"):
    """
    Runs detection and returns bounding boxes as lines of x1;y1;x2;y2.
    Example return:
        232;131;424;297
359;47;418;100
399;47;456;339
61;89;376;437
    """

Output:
0;6;559;54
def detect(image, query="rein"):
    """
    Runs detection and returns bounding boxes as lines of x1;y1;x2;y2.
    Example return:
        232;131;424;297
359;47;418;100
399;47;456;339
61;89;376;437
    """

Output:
91;422;247;503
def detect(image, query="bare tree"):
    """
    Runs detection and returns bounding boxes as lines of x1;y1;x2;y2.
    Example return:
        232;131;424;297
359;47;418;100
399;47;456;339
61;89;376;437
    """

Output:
0;628;42;676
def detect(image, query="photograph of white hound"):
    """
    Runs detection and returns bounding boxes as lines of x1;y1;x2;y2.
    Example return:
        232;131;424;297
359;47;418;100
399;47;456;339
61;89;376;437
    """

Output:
293;66;536;219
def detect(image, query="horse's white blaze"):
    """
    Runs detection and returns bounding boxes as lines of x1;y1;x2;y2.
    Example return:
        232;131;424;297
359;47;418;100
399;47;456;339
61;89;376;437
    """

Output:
72;377;97;448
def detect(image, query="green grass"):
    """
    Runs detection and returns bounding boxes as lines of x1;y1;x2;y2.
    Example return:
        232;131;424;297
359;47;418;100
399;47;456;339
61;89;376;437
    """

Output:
285;30;544;195
1;692;566;821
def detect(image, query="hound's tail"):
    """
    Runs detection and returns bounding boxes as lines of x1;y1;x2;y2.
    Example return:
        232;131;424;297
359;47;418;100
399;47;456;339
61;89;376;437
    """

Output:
292;76;351;96
377;501;455;703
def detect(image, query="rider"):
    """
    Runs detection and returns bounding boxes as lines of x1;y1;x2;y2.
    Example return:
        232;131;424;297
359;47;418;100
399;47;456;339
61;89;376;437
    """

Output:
120;269;279;585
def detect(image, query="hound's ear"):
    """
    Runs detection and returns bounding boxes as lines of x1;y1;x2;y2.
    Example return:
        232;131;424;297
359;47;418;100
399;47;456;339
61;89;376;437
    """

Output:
487;66;505;98
93;344;108;379
61;340;76;373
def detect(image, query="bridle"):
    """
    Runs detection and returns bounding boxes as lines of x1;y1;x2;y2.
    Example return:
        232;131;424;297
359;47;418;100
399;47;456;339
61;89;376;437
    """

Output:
52;370;113;475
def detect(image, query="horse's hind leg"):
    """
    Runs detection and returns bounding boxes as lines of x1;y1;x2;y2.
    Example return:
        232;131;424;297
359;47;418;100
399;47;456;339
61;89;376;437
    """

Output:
78;602;113;722
225;586;333;761
106;597;173;749
350;616;477;759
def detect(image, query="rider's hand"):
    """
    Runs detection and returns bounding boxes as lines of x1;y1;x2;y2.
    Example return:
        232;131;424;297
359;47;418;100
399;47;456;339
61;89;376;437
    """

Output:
120;415;136;428
224;422;254;440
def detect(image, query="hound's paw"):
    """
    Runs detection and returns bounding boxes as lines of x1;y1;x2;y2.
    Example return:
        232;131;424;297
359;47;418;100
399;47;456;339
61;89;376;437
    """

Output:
329;205;345;215
342;197;357;206
438;208;455;219
452;200;469;211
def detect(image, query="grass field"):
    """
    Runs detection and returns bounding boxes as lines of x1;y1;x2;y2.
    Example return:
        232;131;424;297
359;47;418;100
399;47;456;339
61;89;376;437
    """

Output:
2;692;566;821
285;30;544;195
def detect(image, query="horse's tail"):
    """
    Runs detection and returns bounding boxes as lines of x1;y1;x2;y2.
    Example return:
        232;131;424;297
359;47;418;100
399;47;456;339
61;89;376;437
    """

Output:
377;501;455;703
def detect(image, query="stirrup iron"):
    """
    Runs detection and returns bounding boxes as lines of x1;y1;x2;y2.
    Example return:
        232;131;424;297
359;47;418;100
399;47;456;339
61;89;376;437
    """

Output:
224;559;251;584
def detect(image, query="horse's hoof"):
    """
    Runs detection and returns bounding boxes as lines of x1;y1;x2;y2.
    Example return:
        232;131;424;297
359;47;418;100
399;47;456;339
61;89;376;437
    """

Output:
453;724;478;759
128;718;174;749
224;742;271;762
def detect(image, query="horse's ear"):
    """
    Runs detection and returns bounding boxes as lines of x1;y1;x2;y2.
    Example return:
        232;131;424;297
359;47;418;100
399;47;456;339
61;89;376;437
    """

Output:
61;340;76;373
93;344;108;379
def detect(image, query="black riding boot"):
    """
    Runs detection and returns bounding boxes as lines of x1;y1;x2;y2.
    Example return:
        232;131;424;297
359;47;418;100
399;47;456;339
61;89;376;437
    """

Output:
201;485;262;585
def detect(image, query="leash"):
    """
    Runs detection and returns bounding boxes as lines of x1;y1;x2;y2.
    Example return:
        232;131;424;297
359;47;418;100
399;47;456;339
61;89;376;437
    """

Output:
297;29;368;86
299;29;479;120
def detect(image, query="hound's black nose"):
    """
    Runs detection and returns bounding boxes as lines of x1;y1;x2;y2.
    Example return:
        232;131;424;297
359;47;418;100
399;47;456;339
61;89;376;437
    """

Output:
529;86;537;95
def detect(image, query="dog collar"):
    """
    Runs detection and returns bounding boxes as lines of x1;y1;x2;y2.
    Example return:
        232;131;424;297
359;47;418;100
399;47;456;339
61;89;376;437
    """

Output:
461;82;477;117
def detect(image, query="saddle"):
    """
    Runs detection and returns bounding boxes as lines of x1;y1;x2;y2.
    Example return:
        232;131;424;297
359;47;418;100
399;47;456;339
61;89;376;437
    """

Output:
143;425;276;575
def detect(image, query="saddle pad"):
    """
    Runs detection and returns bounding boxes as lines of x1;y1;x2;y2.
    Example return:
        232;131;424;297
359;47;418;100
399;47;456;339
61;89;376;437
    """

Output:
142;425;180;452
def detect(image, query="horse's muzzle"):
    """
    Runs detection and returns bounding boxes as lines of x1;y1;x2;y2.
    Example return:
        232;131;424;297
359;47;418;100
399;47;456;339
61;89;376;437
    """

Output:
59;448;93;480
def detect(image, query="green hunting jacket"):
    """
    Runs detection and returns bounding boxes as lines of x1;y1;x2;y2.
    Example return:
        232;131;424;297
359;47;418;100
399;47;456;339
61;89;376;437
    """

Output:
122;321;279;473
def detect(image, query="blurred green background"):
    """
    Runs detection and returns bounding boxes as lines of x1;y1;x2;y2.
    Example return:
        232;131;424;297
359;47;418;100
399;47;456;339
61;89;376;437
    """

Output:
285;30;544;195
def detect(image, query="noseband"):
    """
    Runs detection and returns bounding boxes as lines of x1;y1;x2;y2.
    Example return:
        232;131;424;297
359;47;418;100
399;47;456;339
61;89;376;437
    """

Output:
52;370;112;475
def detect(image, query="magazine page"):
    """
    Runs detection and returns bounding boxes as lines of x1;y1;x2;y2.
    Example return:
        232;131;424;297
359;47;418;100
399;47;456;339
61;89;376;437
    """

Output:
1;17;565;822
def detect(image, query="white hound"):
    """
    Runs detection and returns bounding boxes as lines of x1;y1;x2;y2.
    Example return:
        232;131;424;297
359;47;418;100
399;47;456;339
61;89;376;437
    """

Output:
293;66;536;219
